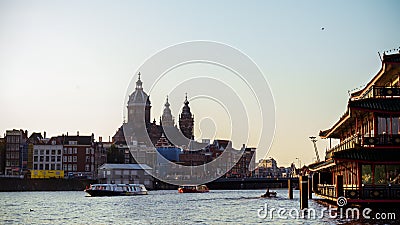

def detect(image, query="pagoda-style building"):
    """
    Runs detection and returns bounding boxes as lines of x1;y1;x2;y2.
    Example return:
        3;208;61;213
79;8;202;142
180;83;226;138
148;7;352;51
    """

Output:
309;52;400;204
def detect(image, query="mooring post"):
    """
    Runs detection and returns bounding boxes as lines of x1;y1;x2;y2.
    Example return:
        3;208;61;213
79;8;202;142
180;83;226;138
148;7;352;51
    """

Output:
288;179;293;199
300;175;308;209
336;175;344;199
308;176;313;199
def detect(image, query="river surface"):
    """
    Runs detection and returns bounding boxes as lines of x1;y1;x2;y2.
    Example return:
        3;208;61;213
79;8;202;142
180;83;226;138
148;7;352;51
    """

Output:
1;189;398;224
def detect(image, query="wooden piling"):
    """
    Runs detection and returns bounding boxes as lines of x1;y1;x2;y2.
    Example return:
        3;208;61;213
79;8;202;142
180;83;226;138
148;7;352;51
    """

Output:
336;175;344;198
300;175;308;209
288;179;293;199
308;177;313;199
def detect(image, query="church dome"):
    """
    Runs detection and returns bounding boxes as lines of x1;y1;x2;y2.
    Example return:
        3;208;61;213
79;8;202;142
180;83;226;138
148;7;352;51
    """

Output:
128;73;150;106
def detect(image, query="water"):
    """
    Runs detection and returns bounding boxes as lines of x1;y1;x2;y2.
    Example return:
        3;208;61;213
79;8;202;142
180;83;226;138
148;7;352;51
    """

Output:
0;189;398;224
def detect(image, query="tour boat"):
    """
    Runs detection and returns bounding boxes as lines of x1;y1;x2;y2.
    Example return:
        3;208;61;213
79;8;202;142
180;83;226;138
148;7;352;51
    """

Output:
178;185;209;193
85;184;148;196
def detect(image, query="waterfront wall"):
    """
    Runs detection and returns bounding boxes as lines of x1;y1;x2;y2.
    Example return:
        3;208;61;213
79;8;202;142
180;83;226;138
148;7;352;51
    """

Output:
0;178;95;191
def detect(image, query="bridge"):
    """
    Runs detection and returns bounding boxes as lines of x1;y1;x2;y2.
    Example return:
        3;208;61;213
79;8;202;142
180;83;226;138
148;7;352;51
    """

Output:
155;177;299;190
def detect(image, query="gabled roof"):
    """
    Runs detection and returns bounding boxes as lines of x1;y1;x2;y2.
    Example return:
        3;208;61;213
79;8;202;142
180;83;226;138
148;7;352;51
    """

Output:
57;135;93;145
351;52;400;100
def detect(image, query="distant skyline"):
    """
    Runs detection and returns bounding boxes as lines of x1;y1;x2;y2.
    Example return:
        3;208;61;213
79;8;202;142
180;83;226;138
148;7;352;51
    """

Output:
1;0;400;167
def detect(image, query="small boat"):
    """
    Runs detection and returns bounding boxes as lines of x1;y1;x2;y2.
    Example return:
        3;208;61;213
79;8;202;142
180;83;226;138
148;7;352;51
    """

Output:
178;185;209;193
85;184;148;197
261;191;277;198
260;188;277;198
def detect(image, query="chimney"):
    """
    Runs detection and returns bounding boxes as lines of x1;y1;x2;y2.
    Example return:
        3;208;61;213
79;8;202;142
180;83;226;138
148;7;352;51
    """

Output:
99;136;102;142
67;132;68;136
77;131;79;136
44;131;46;139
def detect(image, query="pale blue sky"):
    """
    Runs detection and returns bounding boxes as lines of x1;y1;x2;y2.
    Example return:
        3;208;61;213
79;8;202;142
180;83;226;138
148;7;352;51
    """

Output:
0;0;399;166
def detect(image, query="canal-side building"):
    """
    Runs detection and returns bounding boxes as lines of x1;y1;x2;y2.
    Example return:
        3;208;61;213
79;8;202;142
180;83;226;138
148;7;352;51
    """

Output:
309;52;400;204
0;137;5;175
58;133;96;179
31;136;64;178
4;129;28;176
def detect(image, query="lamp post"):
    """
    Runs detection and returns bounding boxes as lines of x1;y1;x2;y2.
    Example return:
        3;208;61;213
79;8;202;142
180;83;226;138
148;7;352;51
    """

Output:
309;136;320;162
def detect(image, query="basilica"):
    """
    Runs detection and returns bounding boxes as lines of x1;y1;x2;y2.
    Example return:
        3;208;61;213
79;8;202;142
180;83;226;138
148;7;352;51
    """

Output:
112;74;195;148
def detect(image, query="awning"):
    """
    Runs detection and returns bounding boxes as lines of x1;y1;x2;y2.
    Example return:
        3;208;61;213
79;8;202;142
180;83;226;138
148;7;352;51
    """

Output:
309;159;335;172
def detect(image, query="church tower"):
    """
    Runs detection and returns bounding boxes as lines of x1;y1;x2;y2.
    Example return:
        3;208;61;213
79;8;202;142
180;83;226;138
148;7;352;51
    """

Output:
161;96;174;127
127;73;151;127
179;94;194;140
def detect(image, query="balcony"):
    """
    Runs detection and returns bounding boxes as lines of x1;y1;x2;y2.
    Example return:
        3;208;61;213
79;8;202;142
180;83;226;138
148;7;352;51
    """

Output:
373;86;400;97
316;184;400;200
326;134;400;159
359;86;400;99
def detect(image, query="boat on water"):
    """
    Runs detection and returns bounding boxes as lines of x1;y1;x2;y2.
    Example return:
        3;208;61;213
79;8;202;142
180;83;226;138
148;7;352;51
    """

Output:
260;188;277;198
85;184;148;197
260;191;277;198
178;185;209;193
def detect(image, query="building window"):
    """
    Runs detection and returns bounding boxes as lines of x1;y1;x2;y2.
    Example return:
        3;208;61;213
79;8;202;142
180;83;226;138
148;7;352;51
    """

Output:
57;149;62;155
68;164;72;171
56;164;61;170
86;156;90;163
57;156;61;162
34;156;38;162
40;150;44;155
73;148;77;154
63;148;67;154
46;150;50;155
85;164;90;171
68;156;72;162
73;156;77;162
362;164;372;184
73;164;77;171
63;156;67;162
63;164;67;171
86;148;90;154
68;148;72;154
33;164;38;170
45;156;49;162
34;149;38;155
69;141;77;145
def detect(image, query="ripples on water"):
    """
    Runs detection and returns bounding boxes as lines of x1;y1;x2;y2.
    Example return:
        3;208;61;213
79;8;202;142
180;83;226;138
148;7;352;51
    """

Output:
0;189;398;224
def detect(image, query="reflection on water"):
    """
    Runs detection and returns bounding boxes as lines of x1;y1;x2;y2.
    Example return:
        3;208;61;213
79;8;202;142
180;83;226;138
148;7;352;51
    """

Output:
0;189;398;224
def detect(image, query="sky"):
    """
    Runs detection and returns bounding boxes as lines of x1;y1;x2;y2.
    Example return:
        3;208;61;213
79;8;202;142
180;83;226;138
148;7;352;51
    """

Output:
0;0;399;167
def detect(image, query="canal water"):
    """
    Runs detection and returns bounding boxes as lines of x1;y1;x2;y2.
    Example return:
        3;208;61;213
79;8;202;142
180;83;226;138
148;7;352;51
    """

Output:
0;189;398;224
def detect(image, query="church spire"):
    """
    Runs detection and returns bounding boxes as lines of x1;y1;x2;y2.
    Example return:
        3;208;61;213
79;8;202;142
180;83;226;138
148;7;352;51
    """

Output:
161;95;174;127
136;72;143;89
179;93;194;140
